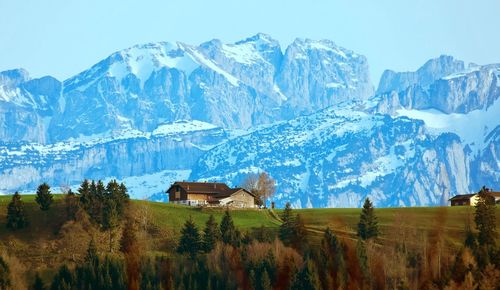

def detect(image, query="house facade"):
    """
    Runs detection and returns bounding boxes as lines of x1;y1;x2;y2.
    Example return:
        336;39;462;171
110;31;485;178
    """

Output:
167;181;257;208
449;191;500;206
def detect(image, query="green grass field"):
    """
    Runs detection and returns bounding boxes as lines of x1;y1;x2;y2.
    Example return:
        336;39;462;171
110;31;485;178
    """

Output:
0;194;498;250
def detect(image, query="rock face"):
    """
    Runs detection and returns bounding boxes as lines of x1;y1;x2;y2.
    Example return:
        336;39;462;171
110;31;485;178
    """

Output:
190;56;499;207
0;36;498;206
376;55;465;94
189;100;485;207
0;69;61;144
0;124;226;197
375;61;500;115
0;34;374;144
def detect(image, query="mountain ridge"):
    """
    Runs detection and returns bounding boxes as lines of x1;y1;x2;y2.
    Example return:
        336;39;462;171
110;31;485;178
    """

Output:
0;34;498;207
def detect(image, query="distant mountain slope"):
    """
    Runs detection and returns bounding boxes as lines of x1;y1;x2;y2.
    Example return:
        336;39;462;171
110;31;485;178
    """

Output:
190;60;500;207
0;34;373;144
0;37;498;206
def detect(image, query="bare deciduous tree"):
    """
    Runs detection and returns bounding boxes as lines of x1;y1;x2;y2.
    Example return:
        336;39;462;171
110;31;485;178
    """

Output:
242;172;276;207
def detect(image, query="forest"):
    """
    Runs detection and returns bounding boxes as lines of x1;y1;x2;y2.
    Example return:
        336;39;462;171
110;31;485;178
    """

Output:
0;182;498;290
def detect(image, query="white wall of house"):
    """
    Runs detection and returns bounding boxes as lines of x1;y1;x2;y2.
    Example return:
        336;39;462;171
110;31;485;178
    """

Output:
219;190;256;208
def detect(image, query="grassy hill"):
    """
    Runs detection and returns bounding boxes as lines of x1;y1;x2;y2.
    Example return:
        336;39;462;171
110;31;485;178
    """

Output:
0;194;498;269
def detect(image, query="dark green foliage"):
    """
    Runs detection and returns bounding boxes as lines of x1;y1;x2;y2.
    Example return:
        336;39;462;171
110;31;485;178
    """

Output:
64;189;79;221
50;264;74;290
6;192;28;230
254;225;274;243
78;179;92;214
77;179;130;251
279;202;294;245
220;210;240;247
356;239;370;284
177;217;202;257
291;214;308;251
290;259;321;290
35;182;53;211
32;273;46;290
320;228;347;290
246;250;277;290
140;258;161;290
261;270;272;290
357;198;379;240
74;253;126;290
279;203;308;250
85;239;99;265
0;256;10;290
202;215;220;252
474;186;497;247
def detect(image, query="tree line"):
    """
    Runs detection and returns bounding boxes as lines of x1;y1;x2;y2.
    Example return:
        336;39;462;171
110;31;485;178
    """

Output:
1;186;498;289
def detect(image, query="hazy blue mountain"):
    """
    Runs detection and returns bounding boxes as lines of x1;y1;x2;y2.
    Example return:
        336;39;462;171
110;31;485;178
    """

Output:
0;36;498;206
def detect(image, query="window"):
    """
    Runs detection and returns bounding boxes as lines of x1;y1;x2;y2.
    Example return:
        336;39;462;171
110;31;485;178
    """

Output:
175;192;180;199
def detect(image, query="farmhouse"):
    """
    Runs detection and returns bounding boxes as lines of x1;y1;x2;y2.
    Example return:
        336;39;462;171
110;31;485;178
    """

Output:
167;181;257;208
449;191;500;206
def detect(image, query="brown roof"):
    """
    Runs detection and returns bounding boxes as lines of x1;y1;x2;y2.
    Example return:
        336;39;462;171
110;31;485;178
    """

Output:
167;181;256;198
489;191;500;197
449;191;500;201
449;194;476;201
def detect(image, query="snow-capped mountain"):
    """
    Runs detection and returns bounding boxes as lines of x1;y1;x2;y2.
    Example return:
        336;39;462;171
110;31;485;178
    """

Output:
0;36;498;206
0;33;372;144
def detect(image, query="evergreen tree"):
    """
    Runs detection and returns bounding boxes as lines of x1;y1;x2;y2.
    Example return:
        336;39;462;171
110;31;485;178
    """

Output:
78;179;92;212
85;238;99;265
64;189;79;221
35;182;53;211
6;192;28;230
290;259;321;290
356;239;370;286
279;202;295;245
177;217;202;257
93;180;106;224
0;256;10;290
291;214;308;251
220;210;240;246
32;273;46;290
357;198;379;240
202;215;220;252
474;186;497;247
321;228;347;290
102;197;119;252
261;270;272;290
50;264;75;290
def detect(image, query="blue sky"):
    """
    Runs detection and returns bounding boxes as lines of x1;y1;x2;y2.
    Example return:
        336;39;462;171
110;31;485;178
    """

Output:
1;0;499;85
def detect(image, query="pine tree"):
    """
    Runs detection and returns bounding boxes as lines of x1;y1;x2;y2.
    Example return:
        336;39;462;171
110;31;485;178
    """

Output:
356;239;370;286
35;182;53;211
64;189;79;221
102;196;119;252
290;259;321;290
261;270;272;290
220;210;239;246
474;186;497;247
50;264;75;290
85;238;99;265
202;215;220;252
78;179;92;213
357;198;379;240
279;202;295;245
177;217;201;257
6;192;28;230
32;273;46;290
321;228;347;290
0;256;10;290
291;214;308;251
